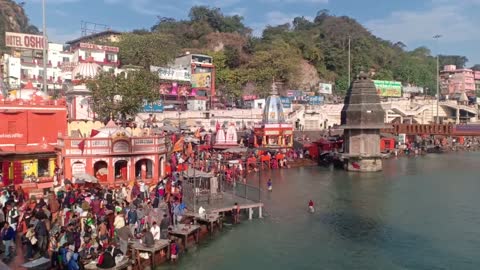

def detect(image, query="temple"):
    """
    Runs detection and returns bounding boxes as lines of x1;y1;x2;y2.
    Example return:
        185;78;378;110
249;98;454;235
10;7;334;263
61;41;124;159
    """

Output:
213;123;238;148
60;119;167;186
341;71;386;172
253;81;293;148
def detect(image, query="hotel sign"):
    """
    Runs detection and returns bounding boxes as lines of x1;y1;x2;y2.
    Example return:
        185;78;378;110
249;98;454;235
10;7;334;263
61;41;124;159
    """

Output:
5;32;47;50
79;43;119;53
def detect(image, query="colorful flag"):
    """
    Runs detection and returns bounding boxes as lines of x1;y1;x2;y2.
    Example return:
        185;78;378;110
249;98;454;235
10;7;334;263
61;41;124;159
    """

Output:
194;128;201;138
90;129;100;137
78;140;85;154
172;137;184;152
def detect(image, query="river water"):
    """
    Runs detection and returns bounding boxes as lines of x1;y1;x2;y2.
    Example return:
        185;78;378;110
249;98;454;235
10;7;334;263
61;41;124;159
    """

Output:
161;152;480;270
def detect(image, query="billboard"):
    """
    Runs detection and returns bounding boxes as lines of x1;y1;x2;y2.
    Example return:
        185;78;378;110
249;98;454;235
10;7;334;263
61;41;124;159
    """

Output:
79;43;119;53
280;97;292;108
142;100;163;113
403;86;424;94
373;80;402;97
150;66;191;82
318;83;333;95
307;96;324;105
191;73;212;88
5;32;47;50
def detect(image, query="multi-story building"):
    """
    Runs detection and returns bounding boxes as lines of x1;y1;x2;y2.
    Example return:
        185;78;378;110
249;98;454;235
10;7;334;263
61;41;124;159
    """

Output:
3;32;74;92
474;71;480;95
174;53;216;97
440;65;476;96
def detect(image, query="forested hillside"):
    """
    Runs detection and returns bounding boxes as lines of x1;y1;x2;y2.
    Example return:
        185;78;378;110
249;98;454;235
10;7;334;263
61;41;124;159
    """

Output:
0;0;39;52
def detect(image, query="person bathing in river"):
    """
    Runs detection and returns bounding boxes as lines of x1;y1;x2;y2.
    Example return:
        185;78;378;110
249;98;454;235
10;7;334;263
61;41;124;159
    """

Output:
267;179;272;192
308;200;315;213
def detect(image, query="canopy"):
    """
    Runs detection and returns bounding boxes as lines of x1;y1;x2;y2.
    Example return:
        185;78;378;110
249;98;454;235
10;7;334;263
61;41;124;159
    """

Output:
160;125;178;132
222;147;248;153
182;168;213;178
72;173;98;184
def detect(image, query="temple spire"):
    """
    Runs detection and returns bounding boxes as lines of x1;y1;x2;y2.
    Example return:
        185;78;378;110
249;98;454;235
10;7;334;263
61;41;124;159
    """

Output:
270;78;278;96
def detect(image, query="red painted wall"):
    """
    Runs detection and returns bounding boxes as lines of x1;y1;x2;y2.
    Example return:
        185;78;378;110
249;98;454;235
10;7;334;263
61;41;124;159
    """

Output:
0;106;67;145
0;111;28;144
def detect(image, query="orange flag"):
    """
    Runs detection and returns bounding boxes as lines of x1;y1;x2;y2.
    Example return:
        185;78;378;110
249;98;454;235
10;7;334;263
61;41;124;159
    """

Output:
194;128;201;138
173;137;184;152
186;142;193;155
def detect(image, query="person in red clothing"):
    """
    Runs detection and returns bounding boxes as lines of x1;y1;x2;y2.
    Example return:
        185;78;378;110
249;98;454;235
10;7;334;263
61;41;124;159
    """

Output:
308;200;315;213
170;240;179;262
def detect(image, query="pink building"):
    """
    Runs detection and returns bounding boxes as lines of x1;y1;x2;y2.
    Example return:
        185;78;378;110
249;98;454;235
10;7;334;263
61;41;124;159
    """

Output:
475;71;480;93
440;65;476;96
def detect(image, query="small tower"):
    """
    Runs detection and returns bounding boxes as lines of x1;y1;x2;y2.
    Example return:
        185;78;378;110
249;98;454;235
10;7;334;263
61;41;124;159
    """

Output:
341;71;386;172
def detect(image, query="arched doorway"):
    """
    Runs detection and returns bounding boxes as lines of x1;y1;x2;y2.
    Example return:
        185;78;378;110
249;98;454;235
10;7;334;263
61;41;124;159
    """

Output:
159;156;165;178
94;160;108;182
135;159;153;180
114;160;128;181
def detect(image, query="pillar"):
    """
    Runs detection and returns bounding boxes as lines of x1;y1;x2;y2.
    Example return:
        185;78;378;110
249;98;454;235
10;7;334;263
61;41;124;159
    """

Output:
259;206;263;218
456;108;460;124
248;208;253;220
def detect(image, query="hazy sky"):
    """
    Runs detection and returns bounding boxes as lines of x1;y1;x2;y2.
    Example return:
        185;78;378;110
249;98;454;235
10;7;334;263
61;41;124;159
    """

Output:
25;0;480;65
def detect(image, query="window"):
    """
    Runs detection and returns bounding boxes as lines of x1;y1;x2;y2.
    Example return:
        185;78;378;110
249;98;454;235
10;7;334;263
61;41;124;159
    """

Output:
106;53;116;62
38;70;45;78
62;57;70;63
85;51;92;58
38;159;49;177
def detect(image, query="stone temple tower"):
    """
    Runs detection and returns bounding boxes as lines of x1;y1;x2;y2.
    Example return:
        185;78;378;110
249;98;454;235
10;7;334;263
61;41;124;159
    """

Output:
341;71;386;172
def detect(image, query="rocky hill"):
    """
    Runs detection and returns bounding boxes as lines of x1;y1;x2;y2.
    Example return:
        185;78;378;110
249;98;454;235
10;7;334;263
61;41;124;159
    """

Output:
0;0;39;52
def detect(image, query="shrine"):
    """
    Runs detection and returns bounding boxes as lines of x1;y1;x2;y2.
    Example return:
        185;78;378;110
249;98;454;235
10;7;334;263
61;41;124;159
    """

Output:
341;71;386;172
213;124;238;149
60;119;168;186
253;82;293;148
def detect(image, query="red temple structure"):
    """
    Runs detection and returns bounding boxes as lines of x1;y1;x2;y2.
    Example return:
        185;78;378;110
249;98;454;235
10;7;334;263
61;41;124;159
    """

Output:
0;82;67;190
60;120;167;186
253;82;293;148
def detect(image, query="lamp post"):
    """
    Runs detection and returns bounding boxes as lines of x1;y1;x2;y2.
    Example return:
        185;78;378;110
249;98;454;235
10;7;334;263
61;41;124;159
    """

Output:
42;0;48;92
433;34;442;124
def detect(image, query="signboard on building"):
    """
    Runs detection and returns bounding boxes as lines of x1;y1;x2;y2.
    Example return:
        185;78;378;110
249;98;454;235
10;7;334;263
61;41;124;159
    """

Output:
280;97;292;108
150;66;191;82
403;86;424;94
243;95;257;101
79;43;119;53
318;83;333;94
287;90;302;97
5;32;47;50
191;73;212;88
373;80;402;97
307;96;324;105
142;100;163;113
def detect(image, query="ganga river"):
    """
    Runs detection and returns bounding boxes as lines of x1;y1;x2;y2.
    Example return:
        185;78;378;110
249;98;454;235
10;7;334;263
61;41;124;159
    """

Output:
161;152;480;270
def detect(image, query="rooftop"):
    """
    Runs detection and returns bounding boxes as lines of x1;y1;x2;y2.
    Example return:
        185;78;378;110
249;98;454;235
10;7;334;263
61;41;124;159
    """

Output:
66;30;122;45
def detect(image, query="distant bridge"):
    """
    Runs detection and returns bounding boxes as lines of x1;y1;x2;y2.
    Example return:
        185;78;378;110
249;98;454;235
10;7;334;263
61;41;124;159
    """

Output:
382;123;480;136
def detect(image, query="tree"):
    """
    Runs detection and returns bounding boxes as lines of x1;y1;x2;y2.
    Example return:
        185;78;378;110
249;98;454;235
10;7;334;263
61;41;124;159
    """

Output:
117;33;178;69
439;55;469;68
472;64;480;71
86;70;160;120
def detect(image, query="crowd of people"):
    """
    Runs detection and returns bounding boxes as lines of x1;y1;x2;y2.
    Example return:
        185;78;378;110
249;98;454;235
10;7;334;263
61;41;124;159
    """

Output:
0;173;188;269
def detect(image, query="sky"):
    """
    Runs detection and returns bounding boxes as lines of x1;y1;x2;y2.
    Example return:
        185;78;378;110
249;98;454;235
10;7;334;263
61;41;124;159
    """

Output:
23;0;480;65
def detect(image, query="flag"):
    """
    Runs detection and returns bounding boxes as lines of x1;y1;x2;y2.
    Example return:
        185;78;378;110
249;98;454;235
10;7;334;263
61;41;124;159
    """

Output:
78;140;85;154
172;137;184;152
186;142;193;155
194;128;201;138
90;129;100;137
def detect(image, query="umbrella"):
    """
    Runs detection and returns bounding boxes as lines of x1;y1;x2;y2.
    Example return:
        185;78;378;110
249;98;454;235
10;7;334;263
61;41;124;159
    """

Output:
160;125;177;132
72;173;98;184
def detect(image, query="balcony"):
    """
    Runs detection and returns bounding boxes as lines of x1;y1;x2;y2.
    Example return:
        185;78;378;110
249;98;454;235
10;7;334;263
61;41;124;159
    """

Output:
78;56;120;67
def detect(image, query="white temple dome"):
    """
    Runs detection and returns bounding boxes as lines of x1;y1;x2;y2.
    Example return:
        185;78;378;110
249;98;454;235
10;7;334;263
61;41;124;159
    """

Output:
93;119;131;138
263;81;286;124
72;58;101;79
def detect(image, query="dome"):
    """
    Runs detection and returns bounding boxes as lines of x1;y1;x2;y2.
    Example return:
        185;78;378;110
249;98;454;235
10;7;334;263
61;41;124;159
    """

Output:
93;119;131;138
72;59;101;79
262;82;286;124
